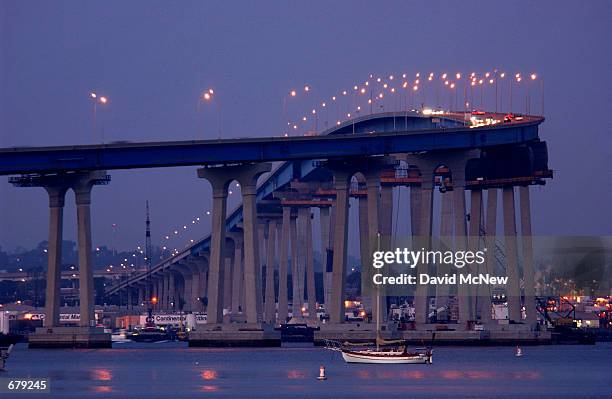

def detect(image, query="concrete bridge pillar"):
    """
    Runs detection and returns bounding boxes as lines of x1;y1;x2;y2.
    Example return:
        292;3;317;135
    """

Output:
357;183;371;317
502;186;522;322
278;211;290;323
319;206;333;310
201;266;209;311
295;208;309;319
174;265;193;312
469;189;484;321
258;221;267;310
237;164;271;324
481;188;498;326
198;163;271;325
167;272;175;311
161;273;169;310
13;171;112;347
365;171;382;324
453;183;471;327
305;210;316;321
519;186;537;326
264;219;277;323
329;169;351;324
413;172;434;326
137;285;145;307
289;210;299;319
157;276;165;311
410;185;422;236
43;186;67;328
436;190;454;320
223;255;233;316
73;172;108;327
200;177;227;323
184;260;204;313
227;232;244;315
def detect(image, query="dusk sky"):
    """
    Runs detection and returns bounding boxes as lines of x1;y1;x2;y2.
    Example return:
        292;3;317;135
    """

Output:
1;1;610;254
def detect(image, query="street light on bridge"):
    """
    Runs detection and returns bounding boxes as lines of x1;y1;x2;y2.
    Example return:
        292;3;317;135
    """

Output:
90;91;109;144
198;88;220;139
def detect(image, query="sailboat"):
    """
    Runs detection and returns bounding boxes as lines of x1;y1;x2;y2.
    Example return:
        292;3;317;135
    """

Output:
326;233;433;364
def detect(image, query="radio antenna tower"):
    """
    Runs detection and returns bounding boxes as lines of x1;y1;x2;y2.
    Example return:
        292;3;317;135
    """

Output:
145;200;152;270
145;200;153;314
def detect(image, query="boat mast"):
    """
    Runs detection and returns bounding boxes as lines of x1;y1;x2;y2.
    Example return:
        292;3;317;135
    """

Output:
145;201;153;315
376;232;381;351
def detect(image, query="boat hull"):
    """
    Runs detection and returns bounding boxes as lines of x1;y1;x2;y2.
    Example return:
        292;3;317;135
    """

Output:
341;350;432;364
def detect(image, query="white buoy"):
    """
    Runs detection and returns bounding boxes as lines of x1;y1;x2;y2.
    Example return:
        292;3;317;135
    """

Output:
515;345;523;357
317;365;327;380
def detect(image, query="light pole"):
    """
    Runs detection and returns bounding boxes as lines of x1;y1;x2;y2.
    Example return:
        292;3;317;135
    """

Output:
197;89;215;139
90;92;108;144
499;72;506;113
529;73;542;116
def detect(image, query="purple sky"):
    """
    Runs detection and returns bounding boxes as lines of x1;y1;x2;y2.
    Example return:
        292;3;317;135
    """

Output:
1;1;611;254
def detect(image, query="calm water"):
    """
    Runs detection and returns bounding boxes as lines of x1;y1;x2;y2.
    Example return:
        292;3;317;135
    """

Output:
2;342;611;398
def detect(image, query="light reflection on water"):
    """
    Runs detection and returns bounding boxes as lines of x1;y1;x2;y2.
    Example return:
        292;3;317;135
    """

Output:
200;369;218;380
91;385;113;393
91;368;113;381
4;342;608;398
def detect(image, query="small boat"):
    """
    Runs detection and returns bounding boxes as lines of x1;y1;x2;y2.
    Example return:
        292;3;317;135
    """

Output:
325;338;433;364
324;233;434;365
128;309;170;343
341;346;432;364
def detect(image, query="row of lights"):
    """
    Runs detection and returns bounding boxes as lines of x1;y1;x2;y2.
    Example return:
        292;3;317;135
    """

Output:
284;70;540;134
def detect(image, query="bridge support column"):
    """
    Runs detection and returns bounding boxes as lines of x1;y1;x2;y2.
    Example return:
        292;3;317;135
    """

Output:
155;277;161;310
295;209;308;320
174;265;192;312
519;186;537;326
305;210;316;321
137;285;145;307
197;174;228;324
257;221;267;316
454;185;471;327
365;171;382;324
329;170;350;324
264;220;277;323
74;173;106;327
503;186;522;322
166;273;174;310
358;188;371;320
222;252;233;314
44;186;67;328
469;189;483;322
278;210;290;323
185;260;203;313
320;206;333;311
228;233;244;315
436;191;453;321
198;258;209;312
191;163;279;347
481;188;497;326
161;273;169;310
414;175;433;326
290;210;299;318
410;185;422;236
12;171;112;348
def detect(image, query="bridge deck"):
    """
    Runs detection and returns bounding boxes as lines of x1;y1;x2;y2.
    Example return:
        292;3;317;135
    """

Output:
0;112;542;176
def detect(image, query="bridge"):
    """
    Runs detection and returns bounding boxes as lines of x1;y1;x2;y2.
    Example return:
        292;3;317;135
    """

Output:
1;110;552;347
